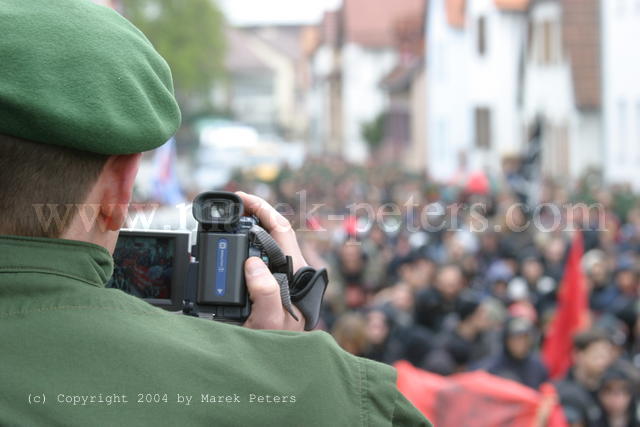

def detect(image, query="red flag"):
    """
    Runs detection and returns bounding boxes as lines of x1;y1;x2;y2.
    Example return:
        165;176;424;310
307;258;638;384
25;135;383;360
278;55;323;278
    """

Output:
344;215;358;238
542;231;589;379
395;361;567;426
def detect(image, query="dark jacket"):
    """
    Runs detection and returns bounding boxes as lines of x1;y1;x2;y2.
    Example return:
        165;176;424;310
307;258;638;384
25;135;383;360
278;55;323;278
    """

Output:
480;352;548;390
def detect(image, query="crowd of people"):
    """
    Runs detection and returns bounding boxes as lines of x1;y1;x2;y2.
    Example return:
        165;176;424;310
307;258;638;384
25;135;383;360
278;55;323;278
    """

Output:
222;155;640;427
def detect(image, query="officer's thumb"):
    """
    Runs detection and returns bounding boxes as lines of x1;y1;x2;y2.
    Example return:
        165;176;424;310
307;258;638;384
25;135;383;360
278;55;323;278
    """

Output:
244;257;282;329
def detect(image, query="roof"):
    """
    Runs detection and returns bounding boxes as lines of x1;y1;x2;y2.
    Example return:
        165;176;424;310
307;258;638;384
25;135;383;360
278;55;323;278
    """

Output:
301;25;321;56
225;28;271;71
242;25;304;60
321;10;341;47
494;0;530;11
343;0;425;47
380;59;424;92
446;0;465;28
561;0;601;109
225;26;304;72
444;0;530;29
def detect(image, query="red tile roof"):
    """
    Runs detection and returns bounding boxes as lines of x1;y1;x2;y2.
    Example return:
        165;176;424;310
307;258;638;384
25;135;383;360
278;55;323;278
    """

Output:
562;0;601;109
343;0;425;47
446;0;466;28
494;0;530;11
301;25;321;56
321;10;341;46
444;0;530;30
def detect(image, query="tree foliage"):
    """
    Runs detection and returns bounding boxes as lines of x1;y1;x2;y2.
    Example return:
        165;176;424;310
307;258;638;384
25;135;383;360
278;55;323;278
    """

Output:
361;112;386;150
121;0;226;99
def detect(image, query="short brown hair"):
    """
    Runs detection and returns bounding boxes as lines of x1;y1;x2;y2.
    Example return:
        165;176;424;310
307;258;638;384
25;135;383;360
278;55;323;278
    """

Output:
573;329;612;352
0;134;108;238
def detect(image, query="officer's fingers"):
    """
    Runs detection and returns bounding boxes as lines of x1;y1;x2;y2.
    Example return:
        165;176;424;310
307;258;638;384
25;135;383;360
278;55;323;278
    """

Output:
236;192;291;234
283;305;305;331
243;257;289;330
236;191;307;270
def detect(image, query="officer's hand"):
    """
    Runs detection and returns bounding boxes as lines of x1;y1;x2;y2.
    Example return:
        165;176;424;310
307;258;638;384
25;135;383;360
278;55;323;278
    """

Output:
235;192;307;271
236;192;307;331
243;257;304;331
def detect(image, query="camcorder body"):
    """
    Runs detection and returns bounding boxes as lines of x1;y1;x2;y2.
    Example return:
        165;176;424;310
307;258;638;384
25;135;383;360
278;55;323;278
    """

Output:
108;192;272;324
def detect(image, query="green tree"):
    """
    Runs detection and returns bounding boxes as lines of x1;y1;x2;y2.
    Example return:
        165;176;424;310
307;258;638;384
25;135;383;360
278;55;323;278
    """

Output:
361;112;385;151
121;0;226;115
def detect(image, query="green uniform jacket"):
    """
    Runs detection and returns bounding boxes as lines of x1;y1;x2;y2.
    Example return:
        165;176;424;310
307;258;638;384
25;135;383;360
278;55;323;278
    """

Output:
0;235;431;427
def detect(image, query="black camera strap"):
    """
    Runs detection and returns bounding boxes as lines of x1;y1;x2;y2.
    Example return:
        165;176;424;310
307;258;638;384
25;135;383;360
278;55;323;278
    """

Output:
250;225;328;331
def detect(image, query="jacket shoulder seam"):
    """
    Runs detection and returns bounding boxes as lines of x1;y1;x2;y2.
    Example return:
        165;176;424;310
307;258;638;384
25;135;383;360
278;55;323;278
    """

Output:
0;267;102;287
0;304;157;319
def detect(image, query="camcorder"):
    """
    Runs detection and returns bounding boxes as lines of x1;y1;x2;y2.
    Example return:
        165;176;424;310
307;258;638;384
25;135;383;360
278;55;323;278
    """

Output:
107;191;327;330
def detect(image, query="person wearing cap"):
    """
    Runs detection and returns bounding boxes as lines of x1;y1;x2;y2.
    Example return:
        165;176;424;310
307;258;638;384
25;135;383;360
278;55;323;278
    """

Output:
0;1;430;425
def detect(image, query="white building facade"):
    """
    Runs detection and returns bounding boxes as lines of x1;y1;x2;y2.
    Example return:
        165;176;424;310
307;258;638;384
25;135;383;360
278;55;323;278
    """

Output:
426;0;529;181
426;0;471;181
601;0;640;189
306;0;425;163
465;0;529;173
341;44;397;162
522;0;602;180
427;0;607;182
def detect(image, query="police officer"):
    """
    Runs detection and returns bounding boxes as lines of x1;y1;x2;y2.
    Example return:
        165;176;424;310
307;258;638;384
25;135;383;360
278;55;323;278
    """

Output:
0;0;430;425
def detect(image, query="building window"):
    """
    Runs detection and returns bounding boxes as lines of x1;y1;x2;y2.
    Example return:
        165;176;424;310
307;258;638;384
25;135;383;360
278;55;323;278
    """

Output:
477;17;487;56
542;122;569;178
527;20;534;57
536;20;560;65
436;120;448;159
543;21;552;63
557;125;569;176
384;110;410;147
475;107;492;148
435;43;446;83
636;102;640;161
618;100;627;163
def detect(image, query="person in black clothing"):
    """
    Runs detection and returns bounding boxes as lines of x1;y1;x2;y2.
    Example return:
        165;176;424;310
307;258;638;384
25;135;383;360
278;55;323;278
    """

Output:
364;306;433;366
414;264;465;331
586;251;619;314
498;204;536;258
363;308;405;364
542;236;568;283
556;330;617;427
429;294;492;373
476;317;549;390
594;366;639;427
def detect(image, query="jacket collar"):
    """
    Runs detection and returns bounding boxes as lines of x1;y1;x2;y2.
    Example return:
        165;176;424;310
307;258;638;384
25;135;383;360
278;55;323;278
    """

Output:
0;235;113;288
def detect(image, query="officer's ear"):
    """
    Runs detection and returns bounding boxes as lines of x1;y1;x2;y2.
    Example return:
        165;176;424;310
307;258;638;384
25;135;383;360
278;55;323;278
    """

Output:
98;153;142;231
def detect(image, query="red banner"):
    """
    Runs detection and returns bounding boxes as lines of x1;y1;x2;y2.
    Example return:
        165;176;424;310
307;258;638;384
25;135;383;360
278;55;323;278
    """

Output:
395;361;567;426
542;231;589;379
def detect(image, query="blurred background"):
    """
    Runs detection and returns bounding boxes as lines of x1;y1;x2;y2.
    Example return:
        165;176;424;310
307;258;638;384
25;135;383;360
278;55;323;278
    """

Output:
96;0;640;425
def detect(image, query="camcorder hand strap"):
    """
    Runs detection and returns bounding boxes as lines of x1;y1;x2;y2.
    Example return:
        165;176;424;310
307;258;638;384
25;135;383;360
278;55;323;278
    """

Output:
249;225;298;322
289;267;328;331
250;225;328;331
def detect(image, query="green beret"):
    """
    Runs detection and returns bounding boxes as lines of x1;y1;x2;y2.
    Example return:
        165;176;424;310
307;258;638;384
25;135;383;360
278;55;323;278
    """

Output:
0;0;181;154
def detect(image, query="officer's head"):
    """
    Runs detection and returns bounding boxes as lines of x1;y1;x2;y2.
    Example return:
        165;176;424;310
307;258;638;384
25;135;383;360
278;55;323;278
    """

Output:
0;135;109;238
0;0;180;251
